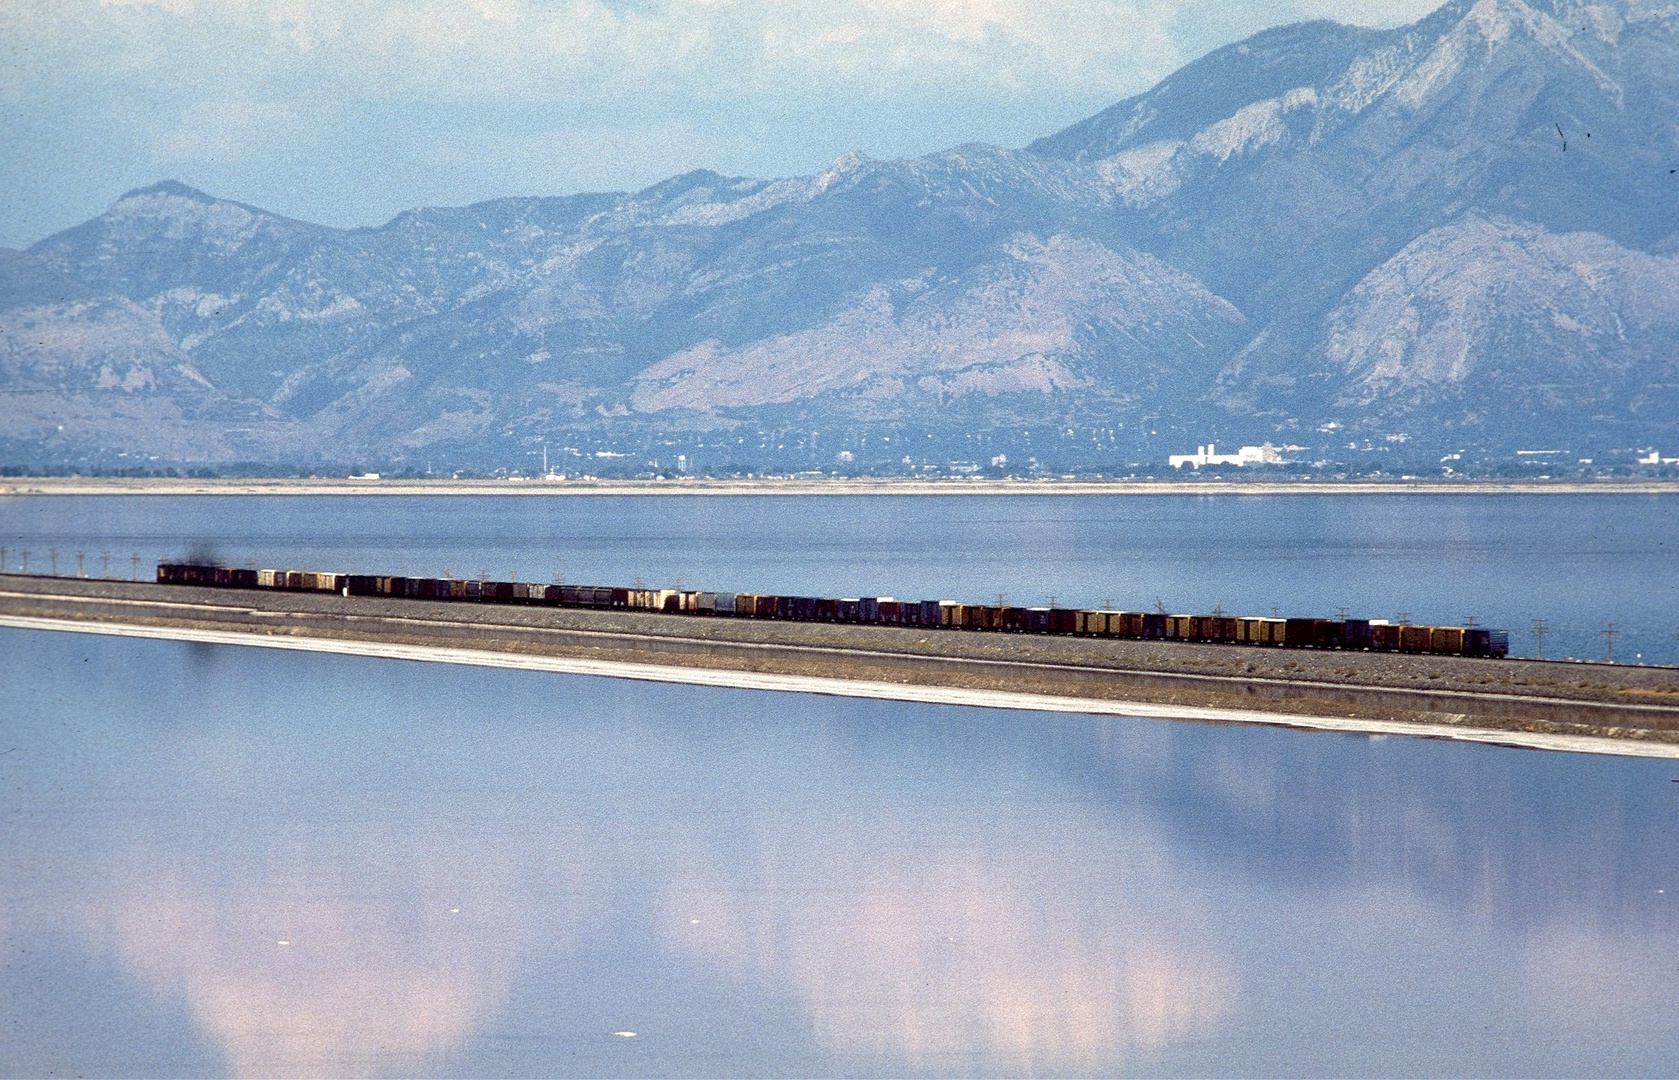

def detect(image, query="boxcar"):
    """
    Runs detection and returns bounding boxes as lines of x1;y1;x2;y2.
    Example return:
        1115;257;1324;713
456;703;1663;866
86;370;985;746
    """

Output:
1465;628;1509;658
837;598;860;622
859;598;881;622
1370;621;1400;650
1313;620;1346;649
1430;626;1465;654
1284;618;1319;647
1399;624;1433;652
878;600;901;623
1343;619;1373;650
1048;609;1078;635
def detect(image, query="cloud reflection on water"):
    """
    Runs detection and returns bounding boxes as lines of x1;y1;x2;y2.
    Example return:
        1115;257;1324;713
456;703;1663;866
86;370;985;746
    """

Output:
5;631;1679;1076
75;827;596;1078
656;811;1235;1073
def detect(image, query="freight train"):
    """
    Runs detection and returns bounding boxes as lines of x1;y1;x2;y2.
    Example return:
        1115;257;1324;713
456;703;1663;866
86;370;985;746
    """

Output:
156;562;1511;658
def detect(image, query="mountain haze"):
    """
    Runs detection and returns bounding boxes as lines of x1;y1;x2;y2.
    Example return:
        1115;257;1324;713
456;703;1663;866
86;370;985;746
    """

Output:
5;0;1677;474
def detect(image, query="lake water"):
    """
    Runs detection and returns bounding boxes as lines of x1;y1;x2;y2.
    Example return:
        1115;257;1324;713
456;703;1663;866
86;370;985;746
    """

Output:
3;493;1678;1075
4;626;1678;1077
0;491;1675;664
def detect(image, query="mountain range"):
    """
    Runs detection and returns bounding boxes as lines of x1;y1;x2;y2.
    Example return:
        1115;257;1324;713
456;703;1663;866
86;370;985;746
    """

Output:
4;0;1677;475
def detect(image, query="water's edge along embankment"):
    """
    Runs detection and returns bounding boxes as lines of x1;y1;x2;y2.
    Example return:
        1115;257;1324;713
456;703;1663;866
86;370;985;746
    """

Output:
4;574;1677;758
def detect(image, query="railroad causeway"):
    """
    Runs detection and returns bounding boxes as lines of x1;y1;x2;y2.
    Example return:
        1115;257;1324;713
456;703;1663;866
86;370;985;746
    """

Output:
4;572;1678;755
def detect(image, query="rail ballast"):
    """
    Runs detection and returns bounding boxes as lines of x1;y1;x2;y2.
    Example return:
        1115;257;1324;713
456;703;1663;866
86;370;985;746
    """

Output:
155;562;1510;658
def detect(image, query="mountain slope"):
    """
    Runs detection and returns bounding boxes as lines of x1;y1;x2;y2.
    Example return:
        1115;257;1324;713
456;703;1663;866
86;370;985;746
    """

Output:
5;0;1678;471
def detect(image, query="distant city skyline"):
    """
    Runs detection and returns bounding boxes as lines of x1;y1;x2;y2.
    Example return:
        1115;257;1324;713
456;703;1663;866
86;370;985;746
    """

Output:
1;0;1443;249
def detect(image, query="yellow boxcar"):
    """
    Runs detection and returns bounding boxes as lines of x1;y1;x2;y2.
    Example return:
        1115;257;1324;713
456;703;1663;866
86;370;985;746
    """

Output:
1430;626;1466;654
1399;625;1434;652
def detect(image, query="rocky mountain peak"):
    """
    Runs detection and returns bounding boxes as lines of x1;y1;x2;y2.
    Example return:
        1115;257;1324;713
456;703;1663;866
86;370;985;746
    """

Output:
4;0;1676;471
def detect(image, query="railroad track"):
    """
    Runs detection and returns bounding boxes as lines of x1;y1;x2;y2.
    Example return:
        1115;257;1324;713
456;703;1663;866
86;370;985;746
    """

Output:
4;574;1678;751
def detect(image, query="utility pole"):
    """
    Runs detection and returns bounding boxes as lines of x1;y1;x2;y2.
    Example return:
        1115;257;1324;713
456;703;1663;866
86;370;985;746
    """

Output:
1532;618;1547;659
48;548;58;576
1;547;6;572
1272;606;1280;618
131;553;140;581
76;551;85;577
1336;606;1348;620
19;550;27;574
1462;614;1478;627
997;592;1006;608
1604;622;1618;663
1398;611;1410;625
101;551;110;577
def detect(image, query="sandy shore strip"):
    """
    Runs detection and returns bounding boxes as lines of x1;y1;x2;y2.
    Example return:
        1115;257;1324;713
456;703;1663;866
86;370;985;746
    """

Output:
5;477;1679;497
7;612;1676;760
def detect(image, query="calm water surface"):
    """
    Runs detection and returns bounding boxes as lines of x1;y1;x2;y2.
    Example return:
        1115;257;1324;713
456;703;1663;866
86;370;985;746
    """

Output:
0;492;1675;663
4;628;1679;1077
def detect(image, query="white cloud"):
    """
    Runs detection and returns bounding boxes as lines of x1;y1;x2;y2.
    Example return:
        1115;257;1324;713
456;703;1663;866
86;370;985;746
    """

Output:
154;100;302;162
0;0;1460;245
1290;0;1446;26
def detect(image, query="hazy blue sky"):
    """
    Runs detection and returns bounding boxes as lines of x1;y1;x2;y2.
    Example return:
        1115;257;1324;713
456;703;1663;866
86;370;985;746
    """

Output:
1;0;1443;249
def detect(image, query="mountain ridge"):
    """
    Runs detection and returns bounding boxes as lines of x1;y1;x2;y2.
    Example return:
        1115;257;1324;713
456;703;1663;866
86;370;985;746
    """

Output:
4;0;1677;474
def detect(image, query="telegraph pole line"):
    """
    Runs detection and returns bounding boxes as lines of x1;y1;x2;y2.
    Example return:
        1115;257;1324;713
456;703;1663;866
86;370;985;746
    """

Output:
1603;622;1618;663
1532;618;1547;660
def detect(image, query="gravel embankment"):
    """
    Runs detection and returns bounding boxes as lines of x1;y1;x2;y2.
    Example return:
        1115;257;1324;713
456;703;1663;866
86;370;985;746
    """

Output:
3;573;1677;743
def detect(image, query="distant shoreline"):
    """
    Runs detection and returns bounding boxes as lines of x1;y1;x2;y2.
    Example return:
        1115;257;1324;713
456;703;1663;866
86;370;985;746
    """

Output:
4;476;1679;497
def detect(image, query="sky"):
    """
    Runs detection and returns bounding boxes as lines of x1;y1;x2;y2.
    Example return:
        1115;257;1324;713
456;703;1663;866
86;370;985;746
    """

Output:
0;0;1445;249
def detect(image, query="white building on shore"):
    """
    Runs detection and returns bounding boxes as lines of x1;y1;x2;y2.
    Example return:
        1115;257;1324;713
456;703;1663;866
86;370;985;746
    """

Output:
1168;442;1284;469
